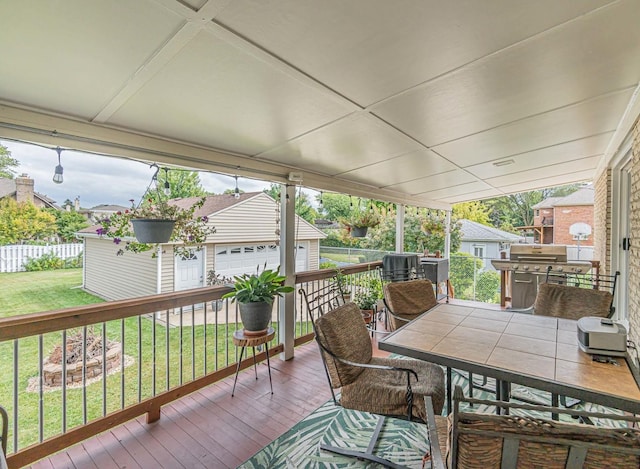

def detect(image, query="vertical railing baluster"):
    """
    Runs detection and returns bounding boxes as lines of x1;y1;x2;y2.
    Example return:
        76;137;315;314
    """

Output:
165;310;170;391
215;300;219;371
152;313;156;396
38;335;43;443
61;330;67;433
138;315;142;402
191;304;195;380
82;326;87;424
13;339;18;452
121;319;125;409
203;301;208;374
179;306;183;386
102;322;107;416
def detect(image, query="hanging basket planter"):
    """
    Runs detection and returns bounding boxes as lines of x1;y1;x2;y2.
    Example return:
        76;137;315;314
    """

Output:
131;219;176;244
351;226;369;237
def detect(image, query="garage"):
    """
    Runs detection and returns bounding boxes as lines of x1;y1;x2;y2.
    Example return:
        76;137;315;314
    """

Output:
215;242;309;277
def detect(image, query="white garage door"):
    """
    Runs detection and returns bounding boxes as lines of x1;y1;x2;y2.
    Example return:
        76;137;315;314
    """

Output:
215;242;308;277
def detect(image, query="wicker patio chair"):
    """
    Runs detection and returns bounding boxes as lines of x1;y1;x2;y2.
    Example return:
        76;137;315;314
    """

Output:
0;405;7;469
382;278;438;332
533;270;619;320
425;385;640;469
300;293;445;467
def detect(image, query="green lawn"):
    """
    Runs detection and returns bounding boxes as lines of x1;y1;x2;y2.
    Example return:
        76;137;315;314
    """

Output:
0;269;104;317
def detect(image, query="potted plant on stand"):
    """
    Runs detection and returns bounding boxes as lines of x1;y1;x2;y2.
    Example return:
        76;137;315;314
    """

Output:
222;267;294;336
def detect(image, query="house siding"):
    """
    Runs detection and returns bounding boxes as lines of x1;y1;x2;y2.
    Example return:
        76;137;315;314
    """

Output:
209;194;322;243
81;193;324;299
83;237;156;300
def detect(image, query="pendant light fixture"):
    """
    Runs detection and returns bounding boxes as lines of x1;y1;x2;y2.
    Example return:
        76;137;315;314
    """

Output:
52;147;64;184
163;167;171;196
234;175;240;199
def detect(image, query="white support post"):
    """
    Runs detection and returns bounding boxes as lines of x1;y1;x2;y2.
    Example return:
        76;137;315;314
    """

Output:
395;204;405;253
444;210;452;259
279;184;296;360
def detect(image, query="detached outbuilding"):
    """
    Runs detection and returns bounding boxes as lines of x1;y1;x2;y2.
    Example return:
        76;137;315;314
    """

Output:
78;192;325;301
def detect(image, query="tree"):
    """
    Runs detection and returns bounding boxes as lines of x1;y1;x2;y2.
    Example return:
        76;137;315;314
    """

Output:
318;193;352;221
449;252;482;301
47;209;89;242
452;201;492;225
150;169;208;200
485;184;582;229
365;208;461;253
0;144;19;179
0;199;57;244
475;270;501;303
263;184;318;223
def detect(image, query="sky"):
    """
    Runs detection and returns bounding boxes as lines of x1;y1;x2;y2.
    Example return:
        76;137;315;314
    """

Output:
2;139;318;208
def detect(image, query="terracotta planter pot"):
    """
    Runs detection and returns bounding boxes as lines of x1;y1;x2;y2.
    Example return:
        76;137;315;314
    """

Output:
131;219;175;243
360;309;373;324
239;301;273;336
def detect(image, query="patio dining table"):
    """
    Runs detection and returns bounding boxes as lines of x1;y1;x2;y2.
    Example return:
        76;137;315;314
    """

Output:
378;303;640;415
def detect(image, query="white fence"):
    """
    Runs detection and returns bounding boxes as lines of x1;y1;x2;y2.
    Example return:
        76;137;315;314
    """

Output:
0;243;84;273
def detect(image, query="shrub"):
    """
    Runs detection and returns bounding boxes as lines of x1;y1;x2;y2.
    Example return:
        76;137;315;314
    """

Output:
23;253;65;271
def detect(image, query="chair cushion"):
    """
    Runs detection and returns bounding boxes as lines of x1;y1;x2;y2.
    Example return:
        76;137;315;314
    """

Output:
384;279;438;330
339;357;445;421
534;282;613;319
315;302;373;388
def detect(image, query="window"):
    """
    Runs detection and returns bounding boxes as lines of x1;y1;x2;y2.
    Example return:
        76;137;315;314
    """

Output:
473;245;485;259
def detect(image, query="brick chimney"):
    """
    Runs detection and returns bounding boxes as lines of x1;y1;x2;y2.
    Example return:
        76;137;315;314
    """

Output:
15;174;34;204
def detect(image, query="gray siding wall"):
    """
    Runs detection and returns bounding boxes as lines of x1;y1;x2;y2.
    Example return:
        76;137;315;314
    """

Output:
83;237;157;300
210;193;324;243
459;240;502;270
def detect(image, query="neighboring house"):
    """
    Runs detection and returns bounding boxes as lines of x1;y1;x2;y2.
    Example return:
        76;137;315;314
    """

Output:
528;187;594;246
79;203;130;224
77;192;326;301
0;174;58;209
458;219;524;270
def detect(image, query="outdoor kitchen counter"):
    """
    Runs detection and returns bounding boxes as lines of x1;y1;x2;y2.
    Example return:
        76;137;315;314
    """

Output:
379;303;640;414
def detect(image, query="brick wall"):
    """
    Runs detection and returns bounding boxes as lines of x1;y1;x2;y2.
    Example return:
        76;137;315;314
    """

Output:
593;169;611;275
552;205;594;246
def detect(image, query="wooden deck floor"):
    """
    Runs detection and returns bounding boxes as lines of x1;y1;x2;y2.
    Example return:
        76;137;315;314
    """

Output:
27;298;496;469
29;341;332;469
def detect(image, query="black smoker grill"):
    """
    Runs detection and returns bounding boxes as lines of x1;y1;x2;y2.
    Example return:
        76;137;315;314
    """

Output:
491;245;591;308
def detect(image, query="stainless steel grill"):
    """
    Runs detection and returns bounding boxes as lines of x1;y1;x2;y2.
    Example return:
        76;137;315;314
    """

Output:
491;245;591;308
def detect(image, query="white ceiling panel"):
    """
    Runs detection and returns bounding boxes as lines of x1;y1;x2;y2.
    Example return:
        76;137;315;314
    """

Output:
0;0;639;207
432;89;634;168
486;156;601;188
498;170;594;194
216;0;611;106
339;149;457;187
372;0;640;147
0;0;182;119
386;169;478;195
465;133;612;180
257;113;420;175
107;30;353;156
439;189;503;204
418;181;494;200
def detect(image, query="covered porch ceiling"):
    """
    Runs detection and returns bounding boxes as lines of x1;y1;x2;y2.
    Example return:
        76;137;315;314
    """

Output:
1;0;639;209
